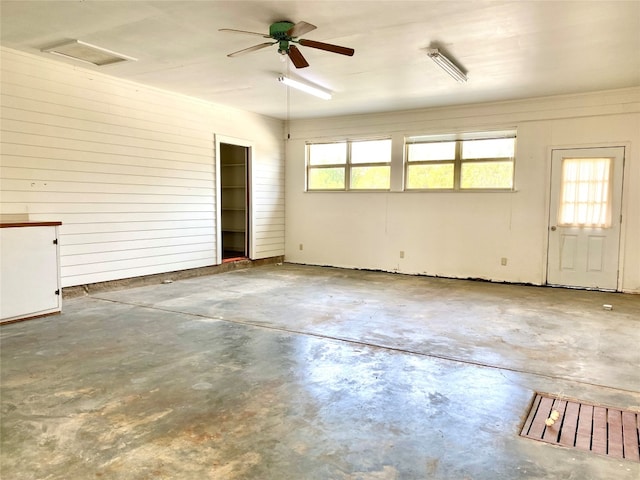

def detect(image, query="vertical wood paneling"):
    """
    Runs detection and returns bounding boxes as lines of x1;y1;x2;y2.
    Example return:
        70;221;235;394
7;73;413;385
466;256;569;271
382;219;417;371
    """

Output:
1;47;285;287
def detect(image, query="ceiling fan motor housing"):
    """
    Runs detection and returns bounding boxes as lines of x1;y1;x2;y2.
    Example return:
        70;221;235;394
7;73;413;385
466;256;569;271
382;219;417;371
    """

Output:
270;21;296;39
270;21;295;54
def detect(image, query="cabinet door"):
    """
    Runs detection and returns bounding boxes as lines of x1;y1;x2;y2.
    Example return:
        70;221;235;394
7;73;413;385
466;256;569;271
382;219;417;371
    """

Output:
1;226;60;321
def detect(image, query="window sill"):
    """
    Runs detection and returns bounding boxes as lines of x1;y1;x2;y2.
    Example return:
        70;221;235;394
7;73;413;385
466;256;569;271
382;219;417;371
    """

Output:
403;188;517;193
305;189;518;193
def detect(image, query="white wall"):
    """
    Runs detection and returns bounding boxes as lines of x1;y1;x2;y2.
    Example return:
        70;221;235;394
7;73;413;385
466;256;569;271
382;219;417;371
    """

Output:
0;47;284;287
3;46;637;292
285;88;640;293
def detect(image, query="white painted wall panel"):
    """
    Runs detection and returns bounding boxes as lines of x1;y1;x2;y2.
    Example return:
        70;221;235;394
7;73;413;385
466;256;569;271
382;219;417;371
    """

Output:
1;47;284;287
1;143;214;175
62;228;215;245
1;118;213;158
250;148;285;260
59;220;213;235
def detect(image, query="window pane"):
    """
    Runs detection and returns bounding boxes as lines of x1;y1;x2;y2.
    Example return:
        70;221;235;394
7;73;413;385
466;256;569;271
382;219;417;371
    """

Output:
558;157;611;227
351;166;390;190
308;168;345;190
460;161;513;189
406;164;454;189
351;139;392;164
309;143;346;165
407;142;456;162
462;138;514;159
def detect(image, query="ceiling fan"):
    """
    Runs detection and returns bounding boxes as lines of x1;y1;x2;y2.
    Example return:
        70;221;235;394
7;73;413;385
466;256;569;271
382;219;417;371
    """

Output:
219;21;355;68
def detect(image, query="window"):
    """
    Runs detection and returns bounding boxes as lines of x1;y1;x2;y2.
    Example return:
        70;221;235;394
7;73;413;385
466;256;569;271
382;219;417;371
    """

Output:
405;132;515;190
406;142;456;189
307;139;391;191
558;157;612;227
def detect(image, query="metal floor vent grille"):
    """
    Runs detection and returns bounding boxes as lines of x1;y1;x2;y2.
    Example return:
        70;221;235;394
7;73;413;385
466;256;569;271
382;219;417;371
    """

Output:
521;393;640;462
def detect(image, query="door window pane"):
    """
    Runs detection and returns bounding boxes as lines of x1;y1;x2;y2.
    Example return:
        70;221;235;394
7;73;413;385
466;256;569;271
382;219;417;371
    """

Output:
558;157;612;227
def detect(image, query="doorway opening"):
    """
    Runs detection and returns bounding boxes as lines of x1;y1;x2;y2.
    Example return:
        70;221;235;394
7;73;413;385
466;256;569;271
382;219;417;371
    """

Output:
219;142;250;262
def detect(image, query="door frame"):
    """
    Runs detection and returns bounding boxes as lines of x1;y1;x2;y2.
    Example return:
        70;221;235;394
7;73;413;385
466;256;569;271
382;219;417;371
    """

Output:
214;134;254;264
543;143;629;291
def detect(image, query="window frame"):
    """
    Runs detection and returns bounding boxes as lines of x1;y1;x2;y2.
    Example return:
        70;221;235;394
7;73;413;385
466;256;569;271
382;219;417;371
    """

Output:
405;133;516;191
306;138;392;192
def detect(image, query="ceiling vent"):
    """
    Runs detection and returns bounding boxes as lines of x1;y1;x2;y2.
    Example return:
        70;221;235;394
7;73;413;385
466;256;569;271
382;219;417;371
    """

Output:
42;40;136;66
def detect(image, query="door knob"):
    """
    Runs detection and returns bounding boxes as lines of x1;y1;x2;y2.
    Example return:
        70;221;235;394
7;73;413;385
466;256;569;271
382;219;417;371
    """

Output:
550;226;557;231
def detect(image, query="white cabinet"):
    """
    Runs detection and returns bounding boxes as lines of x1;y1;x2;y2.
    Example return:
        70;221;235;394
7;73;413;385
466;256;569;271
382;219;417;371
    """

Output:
0;222;62;323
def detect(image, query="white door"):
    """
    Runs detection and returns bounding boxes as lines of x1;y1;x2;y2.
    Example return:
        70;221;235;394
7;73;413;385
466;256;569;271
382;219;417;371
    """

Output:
547;147;624;290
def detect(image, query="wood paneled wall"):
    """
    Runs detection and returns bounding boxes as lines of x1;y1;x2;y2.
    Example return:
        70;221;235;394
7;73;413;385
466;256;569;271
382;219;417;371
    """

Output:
0;47;284;287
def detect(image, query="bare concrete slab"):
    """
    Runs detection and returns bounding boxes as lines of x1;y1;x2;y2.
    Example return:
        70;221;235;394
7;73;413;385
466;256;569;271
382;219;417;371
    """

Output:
2;264;639;479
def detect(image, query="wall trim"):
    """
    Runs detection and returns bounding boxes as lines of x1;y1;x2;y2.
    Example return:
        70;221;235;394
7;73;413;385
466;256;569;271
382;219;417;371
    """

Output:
62;256;283;298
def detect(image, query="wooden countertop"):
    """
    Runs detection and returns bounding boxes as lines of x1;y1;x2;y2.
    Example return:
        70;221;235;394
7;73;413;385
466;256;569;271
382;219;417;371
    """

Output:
0;221;62;228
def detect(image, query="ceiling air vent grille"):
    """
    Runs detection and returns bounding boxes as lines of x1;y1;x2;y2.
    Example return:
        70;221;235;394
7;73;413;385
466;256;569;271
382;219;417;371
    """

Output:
42;40;136;66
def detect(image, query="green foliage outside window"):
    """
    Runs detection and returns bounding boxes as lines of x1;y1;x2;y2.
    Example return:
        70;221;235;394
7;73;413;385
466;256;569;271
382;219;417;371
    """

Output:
406;136;515;190
307;133;515;192
351;166;391;189
406;164;454;189
308;168;345;190
307;139;391;191
461;161;514;189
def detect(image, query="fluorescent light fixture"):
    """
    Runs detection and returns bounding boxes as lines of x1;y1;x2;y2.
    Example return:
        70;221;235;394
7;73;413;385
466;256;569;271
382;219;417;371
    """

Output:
42;40;136;66
278;75;332;100
426;48;467;83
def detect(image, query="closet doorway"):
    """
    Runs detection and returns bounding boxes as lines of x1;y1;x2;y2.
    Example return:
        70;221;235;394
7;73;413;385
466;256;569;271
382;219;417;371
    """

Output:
218;140;251;262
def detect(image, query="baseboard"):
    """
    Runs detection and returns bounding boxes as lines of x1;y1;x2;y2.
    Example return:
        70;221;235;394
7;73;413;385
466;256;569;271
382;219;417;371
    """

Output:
62;256;284;299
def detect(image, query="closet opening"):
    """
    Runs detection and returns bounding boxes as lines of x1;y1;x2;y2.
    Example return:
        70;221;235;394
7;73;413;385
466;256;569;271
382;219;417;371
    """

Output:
219;142;250;262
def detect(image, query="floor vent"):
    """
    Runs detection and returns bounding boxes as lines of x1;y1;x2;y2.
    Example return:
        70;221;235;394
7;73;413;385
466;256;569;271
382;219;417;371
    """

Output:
521;393;639;462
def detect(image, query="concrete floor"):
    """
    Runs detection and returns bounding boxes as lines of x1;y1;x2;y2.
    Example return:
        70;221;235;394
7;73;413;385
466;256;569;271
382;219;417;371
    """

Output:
1;263;639;479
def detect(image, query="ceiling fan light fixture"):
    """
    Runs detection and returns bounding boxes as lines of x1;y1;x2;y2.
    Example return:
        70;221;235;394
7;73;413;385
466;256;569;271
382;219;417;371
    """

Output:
426;48;467;83
42;40;136;66
278;75;332;100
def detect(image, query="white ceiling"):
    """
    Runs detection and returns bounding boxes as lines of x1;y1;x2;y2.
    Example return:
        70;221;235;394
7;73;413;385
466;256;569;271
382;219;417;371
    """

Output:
1;1;639;120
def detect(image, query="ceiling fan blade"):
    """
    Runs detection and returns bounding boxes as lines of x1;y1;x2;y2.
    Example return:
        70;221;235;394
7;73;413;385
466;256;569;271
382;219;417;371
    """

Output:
227;42;275;57
219;28;270;38
288;45;309;68
286;21;317;38
298;39;355;56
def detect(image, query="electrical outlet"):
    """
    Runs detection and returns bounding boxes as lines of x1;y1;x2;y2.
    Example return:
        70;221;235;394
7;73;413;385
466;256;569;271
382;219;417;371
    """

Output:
400;251;405;259
501;257;508;266
299;243;303;251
